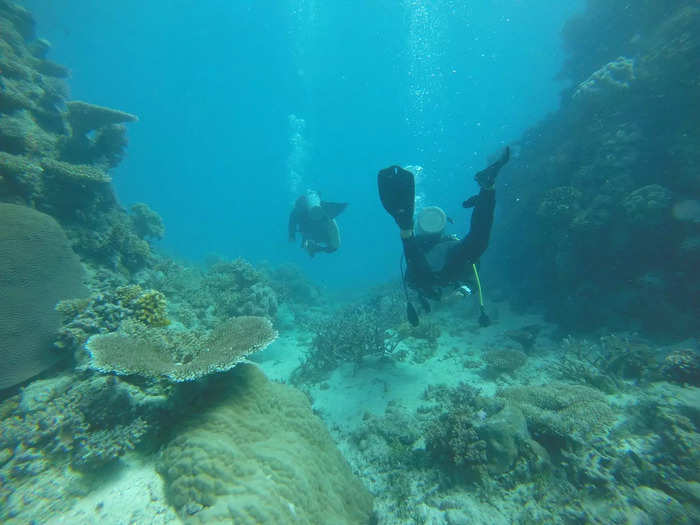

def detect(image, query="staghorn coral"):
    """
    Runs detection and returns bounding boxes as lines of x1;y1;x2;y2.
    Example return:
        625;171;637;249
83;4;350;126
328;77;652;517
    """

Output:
85;316;277;382
0;203;86;389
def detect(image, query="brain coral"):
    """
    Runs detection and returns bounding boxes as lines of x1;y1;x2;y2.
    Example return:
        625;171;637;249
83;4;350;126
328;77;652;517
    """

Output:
157;363;373;524
0;203;86;389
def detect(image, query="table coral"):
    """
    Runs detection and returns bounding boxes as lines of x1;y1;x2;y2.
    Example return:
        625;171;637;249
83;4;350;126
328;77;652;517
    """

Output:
498;383;616;452
85;316;277;382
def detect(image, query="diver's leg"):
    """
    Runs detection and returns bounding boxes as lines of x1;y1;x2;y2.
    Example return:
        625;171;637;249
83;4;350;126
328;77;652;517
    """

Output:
445;147;509;268
444;188;496;272
460;189;496;259
402;236;434;290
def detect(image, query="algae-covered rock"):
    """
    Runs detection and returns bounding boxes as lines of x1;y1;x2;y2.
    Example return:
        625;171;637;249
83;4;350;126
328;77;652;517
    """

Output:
157;363;373;524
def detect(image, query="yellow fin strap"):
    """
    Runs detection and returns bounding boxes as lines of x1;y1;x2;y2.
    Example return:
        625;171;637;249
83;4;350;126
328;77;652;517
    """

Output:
472;263;484;307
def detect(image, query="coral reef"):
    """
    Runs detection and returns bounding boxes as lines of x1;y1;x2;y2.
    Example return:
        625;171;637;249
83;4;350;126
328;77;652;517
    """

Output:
85;316;277;382
130;202;165;240
55;282;171;352
0;203;86;390
156;364;373;523
0;371;168;521
489;1;700;336
0;2;143;277
202;259;278;318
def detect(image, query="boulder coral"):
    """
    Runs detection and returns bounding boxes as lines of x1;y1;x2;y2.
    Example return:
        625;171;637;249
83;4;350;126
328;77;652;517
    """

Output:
156;363;373;524
0;203;86;390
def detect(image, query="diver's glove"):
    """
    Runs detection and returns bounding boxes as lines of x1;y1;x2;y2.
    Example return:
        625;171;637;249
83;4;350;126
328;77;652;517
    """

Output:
474;146;510;190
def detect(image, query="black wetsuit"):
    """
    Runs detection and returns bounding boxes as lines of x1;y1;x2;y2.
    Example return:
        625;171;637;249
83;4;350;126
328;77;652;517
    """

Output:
403;188;495;299
288;194;341;255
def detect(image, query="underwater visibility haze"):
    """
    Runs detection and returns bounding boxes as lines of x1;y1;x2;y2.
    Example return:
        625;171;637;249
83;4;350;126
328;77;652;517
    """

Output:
1;0;699;523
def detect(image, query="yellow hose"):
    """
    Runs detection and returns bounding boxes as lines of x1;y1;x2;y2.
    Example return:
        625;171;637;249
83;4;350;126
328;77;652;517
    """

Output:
472;263;484;307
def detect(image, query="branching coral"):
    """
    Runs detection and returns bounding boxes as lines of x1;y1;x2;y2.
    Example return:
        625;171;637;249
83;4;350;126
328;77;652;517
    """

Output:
203;259;278;318
0;373;163;474
293;300;401;383
55;283;170;351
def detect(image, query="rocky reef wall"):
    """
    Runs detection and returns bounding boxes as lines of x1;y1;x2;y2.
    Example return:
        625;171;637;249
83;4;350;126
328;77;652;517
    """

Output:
488;0;700;337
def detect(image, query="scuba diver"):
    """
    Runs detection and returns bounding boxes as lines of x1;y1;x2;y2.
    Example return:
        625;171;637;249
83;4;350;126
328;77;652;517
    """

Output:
288;190;348;257
377;147;510;326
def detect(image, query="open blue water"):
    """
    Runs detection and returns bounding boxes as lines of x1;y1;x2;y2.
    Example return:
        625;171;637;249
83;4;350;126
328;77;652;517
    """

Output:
22;0;582;287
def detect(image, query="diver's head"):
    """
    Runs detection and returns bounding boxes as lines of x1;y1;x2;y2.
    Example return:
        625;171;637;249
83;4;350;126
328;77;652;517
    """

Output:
416;206;447;237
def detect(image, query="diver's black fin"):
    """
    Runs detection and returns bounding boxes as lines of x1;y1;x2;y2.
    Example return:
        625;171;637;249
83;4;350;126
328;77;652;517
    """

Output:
407;302;419;327
378;166;415;230
478;306;491;327
475;146;510;189
320;201;348;219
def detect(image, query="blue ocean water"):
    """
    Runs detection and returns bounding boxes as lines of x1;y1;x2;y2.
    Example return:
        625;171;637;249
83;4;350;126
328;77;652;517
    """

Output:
21;0;582;287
